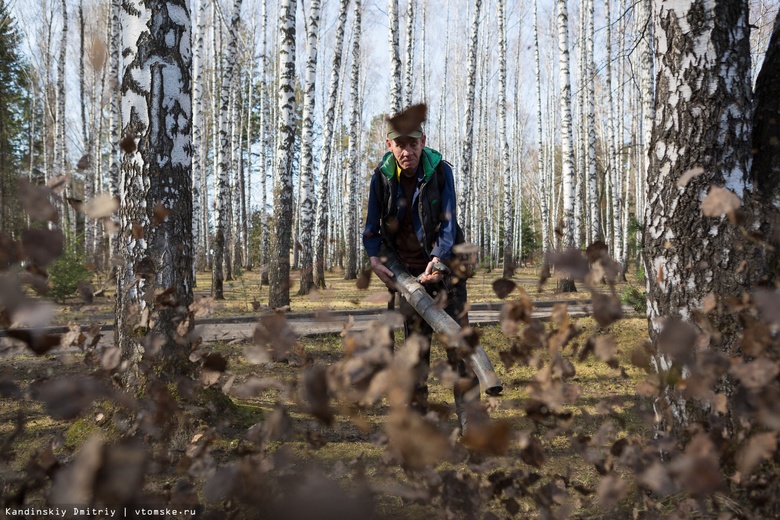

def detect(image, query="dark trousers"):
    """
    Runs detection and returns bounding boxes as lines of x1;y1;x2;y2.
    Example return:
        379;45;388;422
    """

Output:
397;266;480;415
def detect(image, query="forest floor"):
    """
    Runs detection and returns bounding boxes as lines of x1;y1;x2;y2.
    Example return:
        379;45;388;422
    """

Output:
0;264;652;518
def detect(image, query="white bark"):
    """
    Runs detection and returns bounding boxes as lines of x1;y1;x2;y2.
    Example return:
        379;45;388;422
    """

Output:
313;0;350;288
345;0;362;280
388;0;402;113
534;0;549;256
117;0;193;380
458;0;482;240
213;0;243;299
297;0;321;295
499;0;512;277
269;0;297;308
403;0;414;107
557;0;575;250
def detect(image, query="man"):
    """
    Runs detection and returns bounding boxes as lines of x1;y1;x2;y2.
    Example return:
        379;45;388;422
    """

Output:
362;110;479;432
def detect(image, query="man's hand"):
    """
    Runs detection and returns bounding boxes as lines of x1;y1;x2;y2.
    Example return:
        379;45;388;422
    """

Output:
418;256;445;284
370;256;395;289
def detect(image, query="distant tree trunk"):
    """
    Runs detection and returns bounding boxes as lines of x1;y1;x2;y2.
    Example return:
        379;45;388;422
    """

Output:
55;0;68;226
212;0;243;300
313;0;350;289
586;0;598;244
297;0;321;295
403;0;414;107
420;0;426;103
556;0;576;292
643;0;761;432
117;0;194;387
269;0;297;308
458;0;482;241
344;0;362;281
388;0;402;113
191;0;208;274
259;0;270;286
638;0;654;230
498;0;512;278
534;0;550;265
605;0;623;276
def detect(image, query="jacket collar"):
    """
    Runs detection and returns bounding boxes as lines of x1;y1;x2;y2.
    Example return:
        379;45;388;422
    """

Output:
379;147;442;183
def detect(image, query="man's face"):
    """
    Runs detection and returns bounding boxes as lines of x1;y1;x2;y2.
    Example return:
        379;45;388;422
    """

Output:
386;135;426;175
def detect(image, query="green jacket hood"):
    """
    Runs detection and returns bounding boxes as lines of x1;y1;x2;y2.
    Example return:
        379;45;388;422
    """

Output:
379;147;442;182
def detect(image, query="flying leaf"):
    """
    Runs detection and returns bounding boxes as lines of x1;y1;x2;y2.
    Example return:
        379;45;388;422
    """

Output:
356;267;372;289
676;166;705;187
387;103;427;135
119;134;137;153
492;278;516;299
701;186;741;216
18;180;58;223
84;194;119;219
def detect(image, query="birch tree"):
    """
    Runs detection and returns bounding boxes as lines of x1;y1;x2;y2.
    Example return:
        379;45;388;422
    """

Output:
313;0;350;289
344;0;362;280
557;0;576;292
458;0;482;240
297;0;321;295
191;0;208;274
498;0;513;278
534;0;550;263
54;0;67;225
403;0;414;107
269;0;297;308
586;0;598;244
212;0;243;300
117;0;194;386
388;0;402;113
643;0;764;432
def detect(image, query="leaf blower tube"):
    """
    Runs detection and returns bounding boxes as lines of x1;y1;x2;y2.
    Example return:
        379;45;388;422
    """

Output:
380;249;503;396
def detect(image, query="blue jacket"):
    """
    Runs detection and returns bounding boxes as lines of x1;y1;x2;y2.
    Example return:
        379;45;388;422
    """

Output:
362;147;462;262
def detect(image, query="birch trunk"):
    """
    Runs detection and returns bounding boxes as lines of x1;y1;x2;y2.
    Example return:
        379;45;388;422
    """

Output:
313;0;351;289
388;0;402;113
344;0;362;280
403;0;414;107
297;0;321;295
557;0;576;292
498;0;512;278
192;0;208;273
117;0;194;386
605;0;623;270
212;0;243;299
643;0;761;432
458;0;482;241
269;0;297;308
534;0;550;262
586;0;598;243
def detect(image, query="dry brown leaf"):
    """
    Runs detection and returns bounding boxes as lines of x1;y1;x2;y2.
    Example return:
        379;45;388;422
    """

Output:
737;432;777;476
49;435;104;506
84;194;119;219
356;267;372;289
387;103;427;135
730;359;780;391
364;291;392;304
592;293;623;328
120;134;137;153
676;166;705;187
18;179;58;223
47;174;69;194
596;475;627;509
90;37;107;70
492;278;516;299
22;229;64;268
594;334;617;363
701;185;741;217
462;420;513;455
